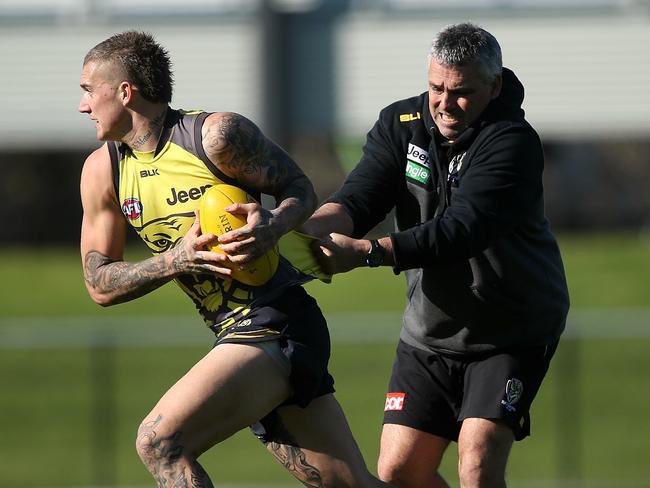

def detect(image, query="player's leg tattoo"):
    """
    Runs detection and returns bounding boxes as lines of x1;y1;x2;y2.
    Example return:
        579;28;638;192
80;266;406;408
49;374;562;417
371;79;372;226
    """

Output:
260;414;324;488
136;414;214;488
267;441;324;488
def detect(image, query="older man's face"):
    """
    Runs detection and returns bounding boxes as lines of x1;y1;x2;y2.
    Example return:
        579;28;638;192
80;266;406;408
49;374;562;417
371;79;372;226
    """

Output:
427;59;501;140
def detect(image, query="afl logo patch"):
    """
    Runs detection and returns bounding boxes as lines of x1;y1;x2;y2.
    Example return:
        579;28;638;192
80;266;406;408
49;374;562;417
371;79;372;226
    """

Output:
122;197;143;220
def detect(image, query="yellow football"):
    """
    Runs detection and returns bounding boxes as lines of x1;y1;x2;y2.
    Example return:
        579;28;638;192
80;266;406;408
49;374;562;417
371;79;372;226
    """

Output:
199;184;279;286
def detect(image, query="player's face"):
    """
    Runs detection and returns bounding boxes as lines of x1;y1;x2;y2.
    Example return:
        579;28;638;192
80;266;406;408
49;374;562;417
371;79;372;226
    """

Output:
428;59;501;140
78;61;129;141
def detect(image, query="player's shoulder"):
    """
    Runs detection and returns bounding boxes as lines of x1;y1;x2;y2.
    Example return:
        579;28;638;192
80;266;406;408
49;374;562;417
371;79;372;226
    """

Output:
201;112;265;163
374;92;427;133
80;144;114;192
202;111;260;136
82;143;111;169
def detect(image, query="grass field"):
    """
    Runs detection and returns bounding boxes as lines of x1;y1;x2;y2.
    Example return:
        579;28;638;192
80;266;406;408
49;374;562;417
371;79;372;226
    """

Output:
1;232;650;487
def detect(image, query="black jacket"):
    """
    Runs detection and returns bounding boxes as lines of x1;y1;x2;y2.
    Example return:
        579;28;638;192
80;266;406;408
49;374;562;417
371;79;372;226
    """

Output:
329;68;570;356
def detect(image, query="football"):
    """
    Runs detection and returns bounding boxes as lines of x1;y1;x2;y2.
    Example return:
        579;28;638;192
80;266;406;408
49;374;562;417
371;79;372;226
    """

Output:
199;184;279;286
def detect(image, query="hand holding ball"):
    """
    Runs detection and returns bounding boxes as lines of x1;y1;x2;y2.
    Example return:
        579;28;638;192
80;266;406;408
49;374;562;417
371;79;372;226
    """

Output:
199;184;279;286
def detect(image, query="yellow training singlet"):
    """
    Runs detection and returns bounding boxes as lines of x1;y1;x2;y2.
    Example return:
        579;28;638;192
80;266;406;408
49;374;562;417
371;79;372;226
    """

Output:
109;108;329;337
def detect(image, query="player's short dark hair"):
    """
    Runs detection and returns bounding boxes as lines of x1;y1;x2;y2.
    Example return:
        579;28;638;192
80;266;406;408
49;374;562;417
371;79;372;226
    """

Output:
84;30;174;103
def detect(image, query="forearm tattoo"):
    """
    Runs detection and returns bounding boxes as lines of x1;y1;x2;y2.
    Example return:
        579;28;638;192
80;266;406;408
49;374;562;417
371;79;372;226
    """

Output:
83;250;173;304
137;415;214;488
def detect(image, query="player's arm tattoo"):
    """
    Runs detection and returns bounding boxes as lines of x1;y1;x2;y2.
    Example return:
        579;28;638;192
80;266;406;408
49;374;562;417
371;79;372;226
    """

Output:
204;113;312;199
83;250;177;305
203;112;317;227
203;113;268;178
136;415;214;487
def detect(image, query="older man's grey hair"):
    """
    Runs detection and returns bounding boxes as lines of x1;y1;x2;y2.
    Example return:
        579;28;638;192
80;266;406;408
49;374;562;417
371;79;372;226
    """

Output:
428;23;502;83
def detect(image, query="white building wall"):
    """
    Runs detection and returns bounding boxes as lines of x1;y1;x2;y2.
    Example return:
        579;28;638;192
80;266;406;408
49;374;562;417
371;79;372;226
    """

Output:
0;22;261;150
0;9;648;149
335;12;650;140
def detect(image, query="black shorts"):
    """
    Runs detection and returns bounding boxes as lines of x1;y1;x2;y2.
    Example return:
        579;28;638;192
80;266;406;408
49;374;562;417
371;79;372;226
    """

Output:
383;339;558;441
213;285;335;408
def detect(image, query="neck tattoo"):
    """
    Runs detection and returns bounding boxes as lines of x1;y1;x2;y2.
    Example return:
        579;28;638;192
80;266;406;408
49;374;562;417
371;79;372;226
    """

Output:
130;110;166;150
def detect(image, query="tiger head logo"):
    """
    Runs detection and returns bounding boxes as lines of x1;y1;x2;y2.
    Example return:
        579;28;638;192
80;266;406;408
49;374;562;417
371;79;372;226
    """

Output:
135;212;195;254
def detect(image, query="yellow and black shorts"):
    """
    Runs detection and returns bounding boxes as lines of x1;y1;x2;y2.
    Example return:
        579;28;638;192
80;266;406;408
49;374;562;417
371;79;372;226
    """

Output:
210;285;335;408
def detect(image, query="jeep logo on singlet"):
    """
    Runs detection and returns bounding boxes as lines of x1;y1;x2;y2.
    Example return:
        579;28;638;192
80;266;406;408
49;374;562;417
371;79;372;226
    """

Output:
166;185;212;206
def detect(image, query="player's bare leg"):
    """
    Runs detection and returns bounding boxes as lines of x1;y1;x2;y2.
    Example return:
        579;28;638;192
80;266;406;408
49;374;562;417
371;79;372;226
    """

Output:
378;424;451;488
261;394;392;487
135;342;290;487
457;418;514;488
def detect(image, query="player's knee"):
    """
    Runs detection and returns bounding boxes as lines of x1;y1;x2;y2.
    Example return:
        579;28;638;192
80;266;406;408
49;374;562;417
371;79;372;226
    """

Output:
458;421;512;487
135;430;160;471
135;419;185;472
458;451;505;488
377;457;415;487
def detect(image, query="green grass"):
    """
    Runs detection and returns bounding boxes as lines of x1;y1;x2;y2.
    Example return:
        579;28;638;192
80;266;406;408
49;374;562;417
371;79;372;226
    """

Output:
557;232;650;307
1;232;649;318
0;246;196;317
1;232;650;486
0;245;408;318
2;339;649;486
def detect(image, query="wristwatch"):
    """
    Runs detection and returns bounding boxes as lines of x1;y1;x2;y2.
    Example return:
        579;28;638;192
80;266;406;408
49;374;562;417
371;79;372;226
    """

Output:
365;239;385;268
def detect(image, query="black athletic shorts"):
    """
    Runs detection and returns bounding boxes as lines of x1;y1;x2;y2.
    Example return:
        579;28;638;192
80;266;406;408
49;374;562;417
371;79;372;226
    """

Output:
212;285;335;409
383;339;558;441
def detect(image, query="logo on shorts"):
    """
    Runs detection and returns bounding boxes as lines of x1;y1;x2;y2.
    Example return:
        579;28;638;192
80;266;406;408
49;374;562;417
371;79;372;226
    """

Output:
384;392;406;411
501;378;524;413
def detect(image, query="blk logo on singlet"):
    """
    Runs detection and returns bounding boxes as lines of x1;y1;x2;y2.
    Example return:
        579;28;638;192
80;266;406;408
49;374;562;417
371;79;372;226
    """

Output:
140;169;160;178
122;197;143;220
385;392;406;411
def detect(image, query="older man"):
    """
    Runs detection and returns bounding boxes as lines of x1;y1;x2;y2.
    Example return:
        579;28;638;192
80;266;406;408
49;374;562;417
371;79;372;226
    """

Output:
303;22;570;488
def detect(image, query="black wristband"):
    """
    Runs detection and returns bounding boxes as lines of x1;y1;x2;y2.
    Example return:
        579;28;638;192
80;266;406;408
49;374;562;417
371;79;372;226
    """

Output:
365;239;385;267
